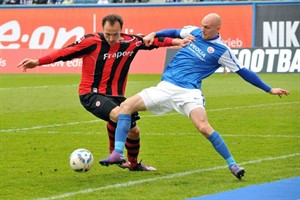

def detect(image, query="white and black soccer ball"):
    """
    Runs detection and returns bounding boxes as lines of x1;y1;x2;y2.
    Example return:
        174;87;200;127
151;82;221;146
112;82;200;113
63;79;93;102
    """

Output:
69;148;94;172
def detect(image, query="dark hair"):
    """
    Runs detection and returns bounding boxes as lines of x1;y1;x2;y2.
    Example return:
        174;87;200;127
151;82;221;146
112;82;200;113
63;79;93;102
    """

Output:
102;14;123;29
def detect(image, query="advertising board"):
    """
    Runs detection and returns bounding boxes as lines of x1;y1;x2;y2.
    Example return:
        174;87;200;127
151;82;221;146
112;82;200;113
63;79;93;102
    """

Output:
0;5;252;74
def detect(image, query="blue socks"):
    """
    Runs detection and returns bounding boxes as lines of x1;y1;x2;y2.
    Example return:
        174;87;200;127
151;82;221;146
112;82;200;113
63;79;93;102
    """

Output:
114;114;132;154
114;117;237;168
207;131;236;168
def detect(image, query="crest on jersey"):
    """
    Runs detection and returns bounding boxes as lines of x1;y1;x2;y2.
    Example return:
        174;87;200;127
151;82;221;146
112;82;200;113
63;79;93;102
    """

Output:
95;101;101;107
136;41;142;47
207;46;214;54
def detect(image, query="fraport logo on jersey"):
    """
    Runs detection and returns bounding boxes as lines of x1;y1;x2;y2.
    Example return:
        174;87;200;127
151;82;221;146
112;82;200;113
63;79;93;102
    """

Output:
103;51;135;60
207;46;214;53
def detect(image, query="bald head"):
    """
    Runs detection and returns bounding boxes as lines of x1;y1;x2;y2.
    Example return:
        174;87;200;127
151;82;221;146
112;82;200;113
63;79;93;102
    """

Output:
203;13;221;27
201;13;222;40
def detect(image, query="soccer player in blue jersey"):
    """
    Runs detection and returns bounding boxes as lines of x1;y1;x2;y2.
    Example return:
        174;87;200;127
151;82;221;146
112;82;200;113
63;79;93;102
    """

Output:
100;13;289;179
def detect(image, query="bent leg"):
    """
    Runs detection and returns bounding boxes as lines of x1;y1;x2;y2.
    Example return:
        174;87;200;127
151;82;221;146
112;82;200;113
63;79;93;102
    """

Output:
189;107;237;168
114;94;147;154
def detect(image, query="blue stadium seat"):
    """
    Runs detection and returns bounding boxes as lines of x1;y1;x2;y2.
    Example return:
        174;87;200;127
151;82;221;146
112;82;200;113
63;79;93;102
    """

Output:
73;0;85;3
85;0;97;3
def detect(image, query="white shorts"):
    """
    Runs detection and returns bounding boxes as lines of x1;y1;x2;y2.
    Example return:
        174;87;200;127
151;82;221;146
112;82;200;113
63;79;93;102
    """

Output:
138;81;205;117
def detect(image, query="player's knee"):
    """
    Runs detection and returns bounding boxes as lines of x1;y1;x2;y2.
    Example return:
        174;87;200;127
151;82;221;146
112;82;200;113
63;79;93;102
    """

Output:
120;95;142;114
109;106;120;122
196;123;212;137
119;101;133;114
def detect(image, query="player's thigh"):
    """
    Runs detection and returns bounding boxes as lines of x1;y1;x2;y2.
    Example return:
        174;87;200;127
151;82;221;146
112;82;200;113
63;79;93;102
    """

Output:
171;88;211;132
189;107;213;135
189;107;209;124
79;93;118;121
173;87;205;116
119;95;146;114
138;86;172;114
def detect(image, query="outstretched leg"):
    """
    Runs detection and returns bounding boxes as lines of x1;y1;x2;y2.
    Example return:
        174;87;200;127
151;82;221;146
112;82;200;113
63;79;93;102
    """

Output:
190;107;245;179
207;131;245;179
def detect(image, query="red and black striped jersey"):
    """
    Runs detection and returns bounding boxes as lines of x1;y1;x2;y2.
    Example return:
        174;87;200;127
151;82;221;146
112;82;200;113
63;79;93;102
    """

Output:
39;33;174;96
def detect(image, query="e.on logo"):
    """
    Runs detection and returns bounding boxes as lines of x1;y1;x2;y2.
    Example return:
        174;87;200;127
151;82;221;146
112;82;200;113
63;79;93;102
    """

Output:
0;20;85;49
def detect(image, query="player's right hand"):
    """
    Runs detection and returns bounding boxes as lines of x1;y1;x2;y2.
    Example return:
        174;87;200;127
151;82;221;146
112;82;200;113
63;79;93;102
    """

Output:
17;58;39;72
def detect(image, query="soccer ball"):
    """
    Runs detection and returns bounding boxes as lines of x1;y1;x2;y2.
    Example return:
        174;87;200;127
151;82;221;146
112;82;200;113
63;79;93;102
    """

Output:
69;148;94;172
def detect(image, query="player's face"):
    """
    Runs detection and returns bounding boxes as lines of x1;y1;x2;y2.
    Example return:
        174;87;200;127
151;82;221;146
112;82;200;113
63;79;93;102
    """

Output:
201;19;220;40
103;22;122;46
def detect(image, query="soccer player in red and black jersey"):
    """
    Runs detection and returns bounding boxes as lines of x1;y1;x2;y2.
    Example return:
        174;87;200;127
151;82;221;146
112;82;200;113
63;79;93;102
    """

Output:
18;14;190;171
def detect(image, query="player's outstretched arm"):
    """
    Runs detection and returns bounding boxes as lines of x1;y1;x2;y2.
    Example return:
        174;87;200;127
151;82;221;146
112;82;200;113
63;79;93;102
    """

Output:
172;35;195;47
17;58;39;72
143;29;182;46
269;88;290;98
236;68;290;98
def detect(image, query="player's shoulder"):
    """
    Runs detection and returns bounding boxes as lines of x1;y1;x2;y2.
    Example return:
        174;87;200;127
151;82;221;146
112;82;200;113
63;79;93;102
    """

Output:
182;25;199;32
180;25;200;37
85;32;101;38
121;32;144;37
72;33;97;45
120;33;144;44
79;32;102;42
215;36;231;50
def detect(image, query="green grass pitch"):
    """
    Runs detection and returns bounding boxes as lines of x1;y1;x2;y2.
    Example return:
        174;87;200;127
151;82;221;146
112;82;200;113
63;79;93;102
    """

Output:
0;73;299;200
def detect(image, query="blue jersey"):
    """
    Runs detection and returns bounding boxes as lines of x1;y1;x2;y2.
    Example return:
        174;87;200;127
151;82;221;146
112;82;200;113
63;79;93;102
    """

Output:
162;26;243;90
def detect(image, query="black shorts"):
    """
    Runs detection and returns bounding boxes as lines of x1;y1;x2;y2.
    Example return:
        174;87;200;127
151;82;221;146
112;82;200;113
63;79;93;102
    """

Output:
79;93;140;125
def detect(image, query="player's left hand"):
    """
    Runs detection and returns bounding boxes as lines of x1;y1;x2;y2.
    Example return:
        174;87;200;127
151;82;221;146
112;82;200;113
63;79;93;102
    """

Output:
269;88;290;98
143;32;156;46
180;34;195;47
